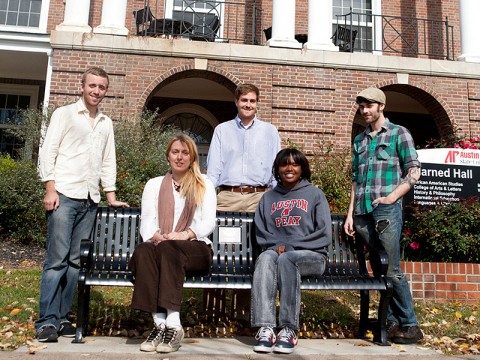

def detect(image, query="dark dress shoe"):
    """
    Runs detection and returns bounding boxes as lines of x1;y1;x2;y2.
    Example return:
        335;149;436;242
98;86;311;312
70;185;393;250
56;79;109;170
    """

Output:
386;321;399;340
391;325;424;344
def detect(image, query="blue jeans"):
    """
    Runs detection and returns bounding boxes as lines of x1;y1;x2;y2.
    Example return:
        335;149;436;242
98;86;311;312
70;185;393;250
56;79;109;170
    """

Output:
354;203;417;327
35;193;97;330
251;249;327;331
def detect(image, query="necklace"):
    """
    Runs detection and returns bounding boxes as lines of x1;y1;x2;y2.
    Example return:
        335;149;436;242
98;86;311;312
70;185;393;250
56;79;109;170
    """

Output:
173;180;181;192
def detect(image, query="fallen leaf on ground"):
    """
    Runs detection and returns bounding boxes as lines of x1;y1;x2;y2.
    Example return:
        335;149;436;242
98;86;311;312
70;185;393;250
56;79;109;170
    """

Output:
9;308;22;316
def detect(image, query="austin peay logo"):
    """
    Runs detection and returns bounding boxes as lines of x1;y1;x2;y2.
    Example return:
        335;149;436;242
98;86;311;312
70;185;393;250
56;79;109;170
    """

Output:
444;150;480;164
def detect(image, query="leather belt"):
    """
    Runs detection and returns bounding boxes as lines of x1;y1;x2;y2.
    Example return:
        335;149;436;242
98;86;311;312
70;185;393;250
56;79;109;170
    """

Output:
219;185;269;193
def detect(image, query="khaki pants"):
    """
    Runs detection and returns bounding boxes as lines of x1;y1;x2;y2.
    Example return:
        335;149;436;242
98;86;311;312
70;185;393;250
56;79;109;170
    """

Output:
216;190;265;212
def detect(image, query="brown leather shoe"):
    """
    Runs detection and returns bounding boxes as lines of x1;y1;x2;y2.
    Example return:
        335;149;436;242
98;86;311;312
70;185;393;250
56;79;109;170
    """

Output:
391;325;424;344
386;321;399;340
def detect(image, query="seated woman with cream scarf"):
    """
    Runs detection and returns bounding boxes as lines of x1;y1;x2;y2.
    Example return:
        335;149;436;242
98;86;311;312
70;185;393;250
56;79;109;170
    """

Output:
129;133;216;353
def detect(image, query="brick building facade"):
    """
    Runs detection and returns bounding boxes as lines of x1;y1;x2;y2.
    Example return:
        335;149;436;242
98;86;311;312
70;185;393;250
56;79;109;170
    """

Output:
1;0;480;159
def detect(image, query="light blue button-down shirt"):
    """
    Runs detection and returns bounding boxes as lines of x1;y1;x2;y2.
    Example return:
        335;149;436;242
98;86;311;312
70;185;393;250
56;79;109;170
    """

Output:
207;116;281;188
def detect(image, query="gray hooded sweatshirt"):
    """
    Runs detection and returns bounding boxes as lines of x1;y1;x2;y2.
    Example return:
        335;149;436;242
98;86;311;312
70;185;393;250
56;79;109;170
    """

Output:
254;179;332;254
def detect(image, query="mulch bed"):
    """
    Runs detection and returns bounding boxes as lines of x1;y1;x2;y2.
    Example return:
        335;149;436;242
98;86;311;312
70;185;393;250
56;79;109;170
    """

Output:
0;238;45;270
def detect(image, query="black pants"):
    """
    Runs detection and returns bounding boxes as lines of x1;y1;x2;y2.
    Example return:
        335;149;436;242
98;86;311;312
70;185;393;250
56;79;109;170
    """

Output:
129;240;212;312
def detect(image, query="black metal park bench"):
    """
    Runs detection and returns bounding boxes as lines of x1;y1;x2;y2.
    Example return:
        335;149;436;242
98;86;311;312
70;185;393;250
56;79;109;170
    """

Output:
73;207;393;345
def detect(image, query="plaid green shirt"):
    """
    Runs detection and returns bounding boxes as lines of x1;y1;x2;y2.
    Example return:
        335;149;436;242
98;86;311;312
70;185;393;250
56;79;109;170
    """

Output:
352;119;421;215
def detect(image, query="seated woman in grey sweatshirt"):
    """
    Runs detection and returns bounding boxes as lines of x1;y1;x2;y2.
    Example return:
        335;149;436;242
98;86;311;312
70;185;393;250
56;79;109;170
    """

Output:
251;148;332;355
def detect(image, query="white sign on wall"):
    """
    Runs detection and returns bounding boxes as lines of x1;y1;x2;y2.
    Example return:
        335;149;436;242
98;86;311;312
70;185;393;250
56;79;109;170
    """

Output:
404;148;480;206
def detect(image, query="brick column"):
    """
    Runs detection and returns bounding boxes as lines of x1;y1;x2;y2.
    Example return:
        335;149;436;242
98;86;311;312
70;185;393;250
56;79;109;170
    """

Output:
268;0;302;49
94;0;129;35
56;0;91;32
458;0;480;63
304;0;337;51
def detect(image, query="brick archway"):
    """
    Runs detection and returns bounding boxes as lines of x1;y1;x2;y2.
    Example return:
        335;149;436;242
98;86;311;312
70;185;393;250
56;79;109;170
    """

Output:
138;66;242;111
349;82;454;144
383;83;454;139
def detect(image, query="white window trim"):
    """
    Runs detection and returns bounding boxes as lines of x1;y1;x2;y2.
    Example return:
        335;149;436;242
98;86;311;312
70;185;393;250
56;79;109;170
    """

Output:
372;0;382;55
0;84;39;129
165;0;224;40
0;0;51;34
332;0;382;54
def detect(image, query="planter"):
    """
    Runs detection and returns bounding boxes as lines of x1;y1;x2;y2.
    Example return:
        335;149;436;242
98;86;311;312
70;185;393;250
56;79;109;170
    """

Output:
402;261;480;303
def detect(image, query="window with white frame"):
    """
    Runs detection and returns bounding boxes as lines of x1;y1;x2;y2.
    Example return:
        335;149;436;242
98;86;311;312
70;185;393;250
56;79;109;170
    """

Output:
332;0;381;52
0;0;49;32
0;85;38;159
167;0;223;41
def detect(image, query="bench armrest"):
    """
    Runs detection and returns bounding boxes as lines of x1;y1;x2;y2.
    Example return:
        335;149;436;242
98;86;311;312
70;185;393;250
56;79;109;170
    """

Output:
355;237;389;277
79;238;93;270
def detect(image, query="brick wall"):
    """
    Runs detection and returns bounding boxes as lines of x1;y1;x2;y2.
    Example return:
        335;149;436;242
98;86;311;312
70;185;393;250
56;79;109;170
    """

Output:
402;262;480;304
47;45;480;153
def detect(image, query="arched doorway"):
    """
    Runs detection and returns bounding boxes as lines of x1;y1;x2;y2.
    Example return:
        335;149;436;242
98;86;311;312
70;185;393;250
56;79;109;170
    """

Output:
159;104;218;171
145;71;238;171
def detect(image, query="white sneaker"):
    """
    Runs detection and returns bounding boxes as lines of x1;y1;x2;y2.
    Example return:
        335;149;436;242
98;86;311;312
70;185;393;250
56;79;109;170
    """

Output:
140;323;166;352
156;326;184;353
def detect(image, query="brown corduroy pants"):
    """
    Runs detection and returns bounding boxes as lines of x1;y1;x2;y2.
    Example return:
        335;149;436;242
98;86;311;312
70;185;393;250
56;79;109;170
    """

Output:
129;240;212;312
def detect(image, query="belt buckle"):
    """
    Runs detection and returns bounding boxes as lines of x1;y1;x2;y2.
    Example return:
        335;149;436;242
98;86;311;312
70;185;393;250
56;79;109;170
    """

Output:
240;186;252;194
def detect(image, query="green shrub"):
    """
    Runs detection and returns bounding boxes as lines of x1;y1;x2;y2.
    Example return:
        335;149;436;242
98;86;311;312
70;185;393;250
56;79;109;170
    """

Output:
0;154;46;245
402;198;480;263
310;144;351;214
0;109;175;244
113;111;176;207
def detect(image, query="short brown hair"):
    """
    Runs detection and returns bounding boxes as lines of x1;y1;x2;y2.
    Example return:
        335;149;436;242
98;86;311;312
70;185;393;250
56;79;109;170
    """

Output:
81;67;109;88
235;83;259;101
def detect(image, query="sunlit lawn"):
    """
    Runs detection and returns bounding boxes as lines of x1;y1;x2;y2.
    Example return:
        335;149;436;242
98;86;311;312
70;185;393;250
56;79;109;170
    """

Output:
1;269;479;354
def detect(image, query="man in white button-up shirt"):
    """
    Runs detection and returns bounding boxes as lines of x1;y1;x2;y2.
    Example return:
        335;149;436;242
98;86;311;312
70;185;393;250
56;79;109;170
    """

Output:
35;67;128;342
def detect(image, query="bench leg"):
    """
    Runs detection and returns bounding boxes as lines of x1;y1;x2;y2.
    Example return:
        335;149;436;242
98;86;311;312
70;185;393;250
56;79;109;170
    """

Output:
358;289;369;338
374;279;394;346
73;281;87;344
83;285;92;335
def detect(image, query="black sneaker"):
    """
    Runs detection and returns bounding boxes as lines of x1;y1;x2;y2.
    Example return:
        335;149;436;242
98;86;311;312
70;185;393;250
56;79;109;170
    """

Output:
273;326;298;354
391;325;424;344
58;321;76;337
37;325;58;342
253;327;276;353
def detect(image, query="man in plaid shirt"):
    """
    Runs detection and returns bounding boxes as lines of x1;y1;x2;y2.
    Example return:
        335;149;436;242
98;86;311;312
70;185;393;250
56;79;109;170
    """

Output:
344;87;423;344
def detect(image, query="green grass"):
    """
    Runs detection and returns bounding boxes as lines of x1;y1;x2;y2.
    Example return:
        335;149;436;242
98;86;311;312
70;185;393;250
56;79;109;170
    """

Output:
1;269;479;354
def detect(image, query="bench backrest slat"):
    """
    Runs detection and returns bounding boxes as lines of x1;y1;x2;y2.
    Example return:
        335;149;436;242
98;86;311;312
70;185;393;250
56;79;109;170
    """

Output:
91;207;141;274
324;215;360;276
211;211;255;276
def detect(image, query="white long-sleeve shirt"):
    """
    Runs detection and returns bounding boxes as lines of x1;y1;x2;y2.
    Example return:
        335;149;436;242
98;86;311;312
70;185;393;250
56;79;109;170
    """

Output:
39;99;117;203
139;174;217;245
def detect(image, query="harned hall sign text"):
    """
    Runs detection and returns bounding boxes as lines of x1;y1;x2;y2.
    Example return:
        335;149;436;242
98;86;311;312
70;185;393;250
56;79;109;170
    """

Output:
405;148;480;206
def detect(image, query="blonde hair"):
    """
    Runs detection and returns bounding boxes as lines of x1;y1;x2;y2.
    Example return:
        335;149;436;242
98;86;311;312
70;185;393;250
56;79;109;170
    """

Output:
165;133;206;206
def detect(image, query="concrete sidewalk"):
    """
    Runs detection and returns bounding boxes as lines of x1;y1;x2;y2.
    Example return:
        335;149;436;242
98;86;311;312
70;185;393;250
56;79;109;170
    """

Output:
6;336;473;360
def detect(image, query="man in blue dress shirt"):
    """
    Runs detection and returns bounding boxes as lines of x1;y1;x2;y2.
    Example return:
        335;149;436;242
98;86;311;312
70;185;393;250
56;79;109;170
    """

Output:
207;83;281;212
